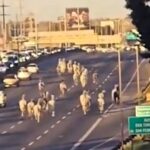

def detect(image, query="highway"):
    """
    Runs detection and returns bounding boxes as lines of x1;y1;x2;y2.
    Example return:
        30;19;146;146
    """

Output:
0;50;149;150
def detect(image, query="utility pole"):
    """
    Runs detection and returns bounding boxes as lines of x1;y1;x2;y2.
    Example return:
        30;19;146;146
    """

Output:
18;0;23;36
0;0;9;49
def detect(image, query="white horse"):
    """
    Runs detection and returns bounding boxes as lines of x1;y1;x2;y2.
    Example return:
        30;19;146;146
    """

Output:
67;60;73;74
80;91;91;115
97;97;105;113
19;94;27;117
73;73;80;86
33;102;42;123
59;81;67;96
47;95;55;117
80;74;88;88
27;100;35;118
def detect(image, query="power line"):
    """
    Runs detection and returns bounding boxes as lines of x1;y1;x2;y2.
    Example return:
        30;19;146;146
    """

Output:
0;0;9;49
0;0;9;30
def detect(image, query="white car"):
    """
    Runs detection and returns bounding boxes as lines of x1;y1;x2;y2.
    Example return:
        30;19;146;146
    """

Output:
27;63;39;74
3;74;20;87
0;91;6;107
0;64;8;74
17;67;31;80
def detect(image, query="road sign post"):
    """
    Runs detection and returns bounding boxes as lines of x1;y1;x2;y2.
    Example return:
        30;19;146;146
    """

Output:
128;116;150;135
136;106;150;117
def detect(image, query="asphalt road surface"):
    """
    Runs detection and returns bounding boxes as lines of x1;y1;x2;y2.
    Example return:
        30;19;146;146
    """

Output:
0;50;149;150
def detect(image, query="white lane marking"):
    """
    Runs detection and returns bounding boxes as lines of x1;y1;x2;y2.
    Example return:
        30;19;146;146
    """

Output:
28;141;34;146
51;125;55;128
91;91;95;94
44;130;49;134
56;120;61;124
62;116;66;120
67;112;72;115
70;104;113;150
111;106;135;113
104;104;113;114
73;108;76;111
89;137;115;150
70;60;144;150
10;125;15;129
90;129;128;150
103;114;109;118
99;85;102;88
36;136;42;140
1;131;7;134
21;147;26;150
70;118;102;150
18;121;23;124
105;79;107;82
76;105;80;108
122;59;144;94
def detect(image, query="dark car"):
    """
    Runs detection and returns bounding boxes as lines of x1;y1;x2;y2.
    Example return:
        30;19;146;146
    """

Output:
4;61;15;70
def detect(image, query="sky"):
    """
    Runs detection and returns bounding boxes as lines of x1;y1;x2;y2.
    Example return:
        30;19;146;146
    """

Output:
2;0;129;21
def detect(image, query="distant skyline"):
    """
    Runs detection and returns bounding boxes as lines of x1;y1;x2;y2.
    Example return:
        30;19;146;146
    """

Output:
2;0;129;21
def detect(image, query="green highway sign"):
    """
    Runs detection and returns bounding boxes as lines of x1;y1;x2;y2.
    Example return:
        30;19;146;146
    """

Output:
136;106;150;117
128;117;150;135
126;32;139;41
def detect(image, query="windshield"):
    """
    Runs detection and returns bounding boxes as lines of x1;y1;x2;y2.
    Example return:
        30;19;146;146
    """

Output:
28;64;36;67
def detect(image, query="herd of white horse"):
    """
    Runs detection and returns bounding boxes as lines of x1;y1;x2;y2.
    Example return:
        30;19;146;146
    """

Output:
18;58;111;123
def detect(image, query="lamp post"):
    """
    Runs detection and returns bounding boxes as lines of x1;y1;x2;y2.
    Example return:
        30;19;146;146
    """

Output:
19;0;23;36
116;45;124;150
134;41;141;104
117;47;122;95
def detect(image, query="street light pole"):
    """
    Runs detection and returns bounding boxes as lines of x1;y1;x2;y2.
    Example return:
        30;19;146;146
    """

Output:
19;0;23;36
133;41;141;104
0;0;9;50
118;48;122;95
117;48;124;150
136;45;140;101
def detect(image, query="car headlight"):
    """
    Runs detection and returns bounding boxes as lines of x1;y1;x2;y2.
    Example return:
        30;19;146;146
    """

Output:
10;64;14;68
15;60;18;63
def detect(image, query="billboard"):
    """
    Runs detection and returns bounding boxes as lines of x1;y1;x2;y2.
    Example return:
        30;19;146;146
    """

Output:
66;8;89;29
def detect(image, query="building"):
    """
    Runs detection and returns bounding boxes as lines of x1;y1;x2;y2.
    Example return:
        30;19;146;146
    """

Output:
90;18;126;35
28;30;122;48
5;11;135;49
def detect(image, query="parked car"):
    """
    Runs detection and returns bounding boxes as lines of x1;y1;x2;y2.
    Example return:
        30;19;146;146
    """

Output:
31;52;39;59
0;91;6;107
7;55;19;66
3;74;19;87
24;53;31;61
17;67;31;80
4;61;15;70
18;54;26;63
0;63;9;74
27;63;39;74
